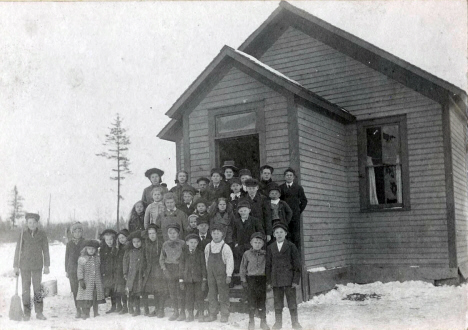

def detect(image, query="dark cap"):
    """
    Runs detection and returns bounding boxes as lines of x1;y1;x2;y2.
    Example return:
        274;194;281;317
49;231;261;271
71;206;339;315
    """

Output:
250;232;266;241
197;214;210;226
210;168;224;177
167;223;181;232
145;168;164;178
267;183;281;194
182;186;196;195
239;169;252;177
84;240;100;249
195;198;209;207
230;177;242;186
244;178;259;187
25;213;40;221
272;222;288;233
128;231;143;241
118;229;130;237
283;167;296;176
237;200;251;210
185;233;200;242
222;160;238;171
211;223;226;233
260;165;274;173
196;177;210;184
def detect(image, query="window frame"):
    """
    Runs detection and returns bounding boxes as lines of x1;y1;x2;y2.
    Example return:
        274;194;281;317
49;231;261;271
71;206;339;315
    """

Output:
357;114;410;212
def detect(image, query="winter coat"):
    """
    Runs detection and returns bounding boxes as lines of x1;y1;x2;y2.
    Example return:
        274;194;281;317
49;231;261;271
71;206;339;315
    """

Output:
185;226;199;236
155;209;188;241
141;234;166;293
239;193;272;236
113;244;127;294
14;228;50;271
178;202;196;217
266;239;301;287
142;184;168;207
123;246;144;293
206;181;231;203
99;243;116;291
76;254;105;302
210;211;234;244
232;216;264;251
170;183;196;205
128;212;145;233
179;245;207;283
270;200;293;226
279;182;308;216
144;201;164;229
197;232;212;252
65;238;86;276
259;178;273;197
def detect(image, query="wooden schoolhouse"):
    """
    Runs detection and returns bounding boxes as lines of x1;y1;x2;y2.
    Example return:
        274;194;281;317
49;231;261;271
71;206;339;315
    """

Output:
158;2;468;299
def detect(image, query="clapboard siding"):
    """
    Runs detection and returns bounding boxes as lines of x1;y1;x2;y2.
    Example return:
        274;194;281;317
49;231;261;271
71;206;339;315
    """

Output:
187;65;289;185
297;105;350;269
450;107;468;267
259;26;451;267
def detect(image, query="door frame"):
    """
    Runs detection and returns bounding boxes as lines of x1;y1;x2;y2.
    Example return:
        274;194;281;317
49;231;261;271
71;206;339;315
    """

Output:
208;99;266;170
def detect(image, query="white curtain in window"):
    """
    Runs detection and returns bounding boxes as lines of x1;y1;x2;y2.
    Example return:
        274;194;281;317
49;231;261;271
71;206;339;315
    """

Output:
367;156;379;205
396;155;402;203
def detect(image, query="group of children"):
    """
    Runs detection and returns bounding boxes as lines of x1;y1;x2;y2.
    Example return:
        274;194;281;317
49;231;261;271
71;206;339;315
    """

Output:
14;162;308;330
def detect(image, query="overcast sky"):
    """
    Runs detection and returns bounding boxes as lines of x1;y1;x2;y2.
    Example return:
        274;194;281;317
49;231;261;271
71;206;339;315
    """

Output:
0;1;466;224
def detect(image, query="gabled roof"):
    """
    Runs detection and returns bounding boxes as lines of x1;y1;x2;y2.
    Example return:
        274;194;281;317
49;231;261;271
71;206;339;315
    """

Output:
239;1;467;109
164;45;354;122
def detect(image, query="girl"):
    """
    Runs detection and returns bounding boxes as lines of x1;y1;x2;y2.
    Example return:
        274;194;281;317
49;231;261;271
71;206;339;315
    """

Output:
193;199;209;217
144;187;165;229
186;214;199;235
65;222;86;318
123;231;144;316
221;161;238;185
142;168;168;207
128;201;146;233
76;240;106;319
170;170;196;205
99;229;118;314
209;198;234;246
114;229;129;314
141;223;166;318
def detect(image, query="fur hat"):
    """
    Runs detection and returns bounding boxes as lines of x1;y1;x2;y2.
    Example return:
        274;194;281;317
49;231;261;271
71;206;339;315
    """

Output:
244;178;259;187
145;168;164;178
100;229;117;238
238;169;252;178
25;213;40;221
267;183;281;194
128;231;143;241
230;177;242;186
260;165;274;174
70;222;83;233
83;240;100;249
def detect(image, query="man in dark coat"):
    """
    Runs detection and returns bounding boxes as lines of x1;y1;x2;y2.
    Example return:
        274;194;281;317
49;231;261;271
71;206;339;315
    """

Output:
266;222;302;329
239;178;272;241
279;168;308;250
13;213;50;321
206;168;231;203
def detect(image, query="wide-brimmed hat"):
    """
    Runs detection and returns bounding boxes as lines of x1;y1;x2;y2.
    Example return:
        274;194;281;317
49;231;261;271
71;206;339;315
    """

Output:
222;160;238;171
185;233;200;242
272;222;288;233
260;165;274;174
196;177;210;184
84;240;100;249
244;178;259;187
145;168;164;178
267;183;281;194
25;213;40;221
238;169;252;178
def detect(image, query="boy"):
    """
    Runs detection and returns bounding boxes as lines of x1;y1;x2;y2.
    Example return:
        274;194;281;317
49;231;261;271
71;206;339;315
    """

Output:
266;223;302;330
160;223;186;321
193;198;209;217
240;178;272;242
99;229;118;313
279;168;308;250
206;168;230;203
178;187;196;216
197;214;211;250
222;160;238;185
238;168;252;195
65;221;86;318
259;165;274;197
229;177;243;212
179;233;207;322
232;200;264;273
142;167;168;207
268;184;293;228
203;224;234;323
194;177;210;202
240;232;269;330
144;187;165;229
13;213;50;321
155;192;188;241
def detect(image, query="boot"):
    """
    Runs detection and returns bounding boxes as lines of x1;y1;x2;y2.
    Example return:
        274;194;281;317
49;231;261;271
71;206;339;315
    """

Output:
260;318;270;330
81;308;90;320
205;314;217;322
75;307;82;319
115;297;123;313
144;306;150;316
157;307;165;318
272;309;282;330
248;310;255;330
119;305;128;314
128;301;134;315
169;309;179;321
186;310;194;322
142;295;150;316
106;297;117;314
289;309;302;329
132;298;140;316
36;313;47;320
220;314;229;323
177;309;186;321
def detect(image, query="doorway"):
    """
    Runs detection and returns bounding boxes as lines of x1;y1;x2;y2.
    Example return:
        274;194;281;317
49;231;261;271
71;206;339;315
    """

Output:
216;134;260;178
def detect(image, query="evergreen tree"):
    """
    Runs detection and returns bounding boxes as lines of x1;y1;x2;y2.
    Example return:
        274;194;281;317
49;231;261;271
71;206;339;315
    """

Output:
96;113;131;230
9;185;24;228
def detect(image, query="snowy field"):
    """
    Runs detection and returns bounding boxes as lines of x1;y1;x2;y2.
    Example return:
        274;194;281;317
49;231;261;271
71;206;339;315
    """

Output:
0;242;466;330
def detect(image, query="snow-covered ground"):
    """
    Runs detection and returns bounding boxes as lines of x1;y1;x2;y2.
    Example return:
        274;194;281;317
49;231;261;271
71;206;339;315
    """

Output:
0;242;466;330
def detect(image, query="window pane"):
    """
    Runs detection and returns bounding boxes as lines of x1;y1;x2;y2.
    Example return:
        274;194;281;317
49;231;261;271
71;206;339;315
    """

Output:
368;165;402;206
382;125;400;164
384;166;398;204
216;112;256;135
366;127;382;165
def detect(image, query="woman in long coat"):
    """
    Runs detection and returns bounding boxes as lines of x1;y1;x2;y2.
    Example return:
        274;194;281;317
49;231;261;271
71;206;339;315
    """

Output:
141;224;167;317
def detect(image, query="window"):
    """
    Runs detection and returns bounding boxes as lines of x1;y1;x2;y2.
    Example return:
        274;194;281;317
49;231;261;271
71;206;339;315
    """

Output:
357;115;410;211
216;111;256;135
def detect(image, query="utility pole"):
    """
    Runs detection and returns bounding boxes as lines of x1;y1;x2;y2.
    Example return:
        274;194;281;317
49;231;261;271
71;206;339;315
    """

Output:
47;194;51;227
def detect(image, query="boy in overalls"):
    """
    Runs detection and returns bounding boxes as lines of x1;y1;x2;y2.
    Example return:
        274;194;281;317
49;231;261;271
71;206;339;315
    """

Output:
203;224;234;323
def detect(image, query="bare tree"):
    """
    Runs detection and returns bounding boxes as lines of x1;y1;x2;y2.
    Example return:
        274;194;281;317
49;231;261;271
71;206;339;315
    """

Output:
9;185;24;228
96;113;131;230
